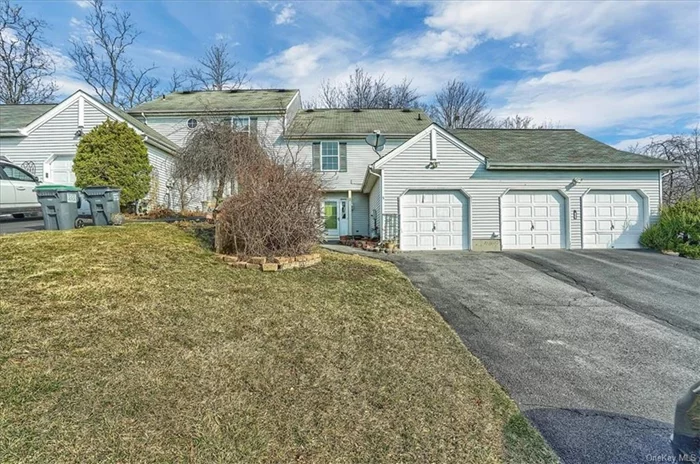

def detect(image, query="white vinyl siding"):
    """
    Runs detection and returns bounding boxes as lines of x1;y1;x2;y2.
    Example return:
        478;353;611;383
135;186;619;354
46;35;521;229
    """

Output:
134;114;285;149
368;176;382;238
380;130;662;250
290;139;405;192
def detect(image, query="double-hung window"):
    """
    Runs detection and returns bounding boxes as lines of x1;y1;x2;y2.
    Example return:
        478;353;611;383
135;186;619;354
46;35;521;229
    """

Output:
231;116;250;133
321;141;339;171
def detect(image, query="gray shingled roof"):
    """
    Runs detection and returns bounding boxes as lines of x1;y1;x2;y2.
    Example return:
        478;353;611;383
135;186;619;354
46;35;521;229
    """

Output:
287;108;432;138
449;128;677;169
0;104;56;135
128;89;299;114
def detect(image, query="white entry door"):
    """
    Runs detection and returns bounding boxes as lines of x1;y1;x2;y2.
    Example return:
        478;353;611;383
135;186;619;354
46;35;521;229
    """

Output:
46;155;76;184
583;191;644;249
501;191;566;249
400;191;468;250
323;199;349;238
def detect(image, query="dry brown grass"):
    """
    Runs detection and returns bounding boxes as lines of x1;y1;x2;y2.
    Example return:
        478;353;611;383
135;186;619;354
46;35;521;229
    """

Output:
0;223;556;463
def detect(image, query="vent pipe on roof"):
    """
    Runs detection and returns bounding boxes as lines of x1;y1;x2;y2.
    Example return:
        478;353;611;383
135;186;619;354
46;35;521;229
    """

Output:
417;113;422;120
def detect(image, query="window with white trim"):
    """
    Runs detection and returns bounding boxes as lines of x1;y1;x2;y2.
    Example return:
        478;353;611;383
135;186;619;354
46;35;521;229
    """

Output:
321;141;339;171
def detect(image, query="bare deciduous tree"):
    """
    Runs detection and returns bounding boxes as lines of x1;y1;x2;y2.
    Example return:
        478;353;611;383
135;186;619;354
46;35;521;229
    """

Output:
175;117;263;209
429;80;494;129
69;0;158;108
168;69;185;93
497;114;560;129
187;42;247;91
636;128;700;204
0;0;57;104
319;67;421;109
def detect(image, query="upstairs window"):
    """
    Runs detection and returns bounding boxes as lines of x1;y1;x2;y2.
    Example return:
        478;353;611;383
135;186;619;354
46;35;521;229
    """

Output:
232;116;250;132
321;141;339;171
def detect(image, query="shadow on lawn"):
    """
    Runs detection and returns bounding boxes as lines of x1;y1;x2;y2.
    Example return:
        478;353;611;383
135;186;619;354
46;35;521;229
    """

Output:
523;408;675;464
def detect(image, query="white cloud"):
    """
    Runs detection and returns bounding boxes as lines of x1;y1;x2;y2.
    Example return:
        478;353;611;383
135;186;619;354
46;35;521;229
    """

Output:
392;30;479;60
74;0;91;8
274;4;296;25
214;33;232;41
492;49;699;131
612;134;673;151
403;1;696;63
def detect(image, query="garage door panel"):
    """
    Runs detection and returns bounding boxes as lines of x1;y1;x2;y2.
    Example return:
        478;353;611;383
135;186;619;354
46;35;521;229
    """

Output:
501;191;566;250
400;190;469;251
583;191;644;249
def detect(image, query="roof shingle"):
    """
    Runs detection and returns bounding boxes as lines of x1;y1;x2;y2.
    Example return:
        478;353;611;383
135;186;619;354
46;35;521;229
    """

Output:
128;89;299;114
449;128;677;168
0;104;56;135
287;108;432;138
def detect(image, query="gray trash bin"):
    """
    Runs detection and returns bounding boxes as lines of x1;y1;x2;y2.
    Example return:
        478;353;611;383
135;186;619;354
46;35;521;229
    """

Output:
82;186;121;226
34;185;83;230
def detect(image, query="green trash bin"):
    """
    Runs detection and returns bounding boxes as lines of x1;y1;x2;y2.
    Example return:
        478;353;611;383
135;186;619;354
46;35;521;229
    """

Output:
34;185;83;230
82;186;122;226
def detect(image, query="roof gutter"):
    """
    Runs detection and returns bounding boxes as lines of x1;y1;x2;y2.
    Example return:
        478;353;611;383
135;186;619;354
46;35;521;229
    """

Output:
286;132;416;140
127;108;288;117
485;161;680;170
361;167;381;193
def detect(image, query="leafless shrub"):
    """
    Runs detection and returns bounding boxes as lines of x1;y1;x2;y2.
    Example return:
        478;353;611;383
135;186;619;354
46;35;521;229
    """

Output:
217;156;324;258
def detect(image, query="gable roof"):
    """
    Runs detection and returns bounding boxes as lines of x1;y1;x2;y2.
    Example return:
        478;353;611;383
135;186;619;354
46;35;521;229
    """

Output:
0;104;57;136
449;128;678;169
102;102;179;154
4;91;179;155
128;89;299;115
286;108;432;138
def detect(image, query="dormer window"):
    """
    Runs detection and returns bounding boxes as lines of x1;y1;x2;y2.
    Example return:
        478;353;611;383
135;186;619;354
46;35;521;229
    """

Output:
187;118;198;129
321;141;339;171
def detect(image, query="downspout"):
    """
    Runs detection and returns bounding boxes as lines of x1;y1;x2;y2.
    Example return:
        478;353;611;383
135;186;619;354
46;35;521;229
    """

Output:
368;169;381;238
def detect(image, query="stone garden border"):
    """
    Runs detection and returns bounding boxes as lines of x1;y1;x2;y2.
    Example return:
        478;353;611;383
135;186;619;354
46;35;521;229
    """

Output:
216;253;322;271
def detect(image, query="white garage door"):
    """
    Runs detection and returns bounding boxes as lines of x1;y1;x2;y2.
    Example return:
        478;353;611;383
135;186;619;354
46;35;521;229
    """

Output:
583;191;644;249
400;191;468;251
46;156;76;185
501;191;566;249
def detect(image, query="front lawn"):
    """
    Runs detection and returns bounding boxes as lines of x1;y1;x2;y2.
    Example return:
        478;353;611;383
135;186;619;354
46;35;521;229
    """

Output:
0;223;555;463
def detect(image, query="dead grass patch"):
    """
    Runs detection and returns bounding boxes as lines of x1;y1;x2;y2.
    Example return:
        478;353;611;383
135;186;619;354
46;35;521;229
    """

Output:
0;224;557;463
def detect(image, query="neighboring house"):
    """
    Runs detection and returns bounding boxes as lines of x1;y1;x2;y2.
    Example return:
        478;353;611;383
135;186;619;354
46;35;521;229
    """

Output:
285;108;432;239
127;89;302;149
0;90;179;206
362;124;677;250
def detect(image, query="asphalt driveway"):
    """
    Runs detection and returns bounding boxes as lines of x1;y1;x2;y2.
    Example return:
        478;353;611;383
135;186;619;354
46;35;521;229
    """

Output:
389;250;700;464
0;216;45;235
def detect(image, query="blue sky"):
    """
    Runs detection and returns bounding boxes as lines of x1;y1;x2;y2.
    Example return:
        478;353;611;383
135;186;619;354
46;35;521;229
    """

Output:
16;0;700;147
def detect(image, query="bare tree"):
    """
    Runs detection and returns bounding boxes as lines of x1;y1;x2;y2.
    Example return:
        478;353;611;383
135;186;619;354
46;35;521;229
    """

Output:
637;128;700;204
168;69;185;93
0;0;57;103
175;117;262;209
430;80;494;129
497;114;561;129
69;0;158;108
187;42;247;91
318;67;421;109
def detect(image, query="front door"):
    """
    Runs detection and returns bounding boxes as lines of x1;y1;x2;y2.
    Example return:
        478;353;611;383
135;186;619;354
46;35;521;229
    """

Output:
323;199;349;238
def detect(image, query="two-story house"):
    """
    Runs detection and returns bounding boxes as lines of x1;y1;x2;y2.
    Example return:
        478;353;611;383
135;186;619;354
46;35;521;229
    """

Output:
284;108;432;239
